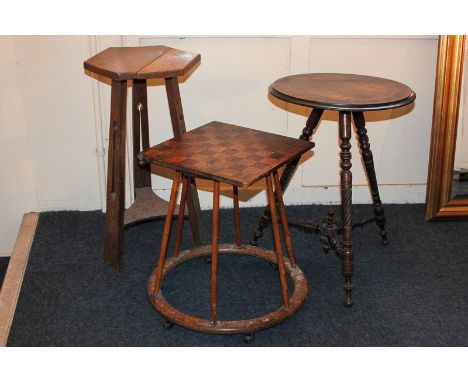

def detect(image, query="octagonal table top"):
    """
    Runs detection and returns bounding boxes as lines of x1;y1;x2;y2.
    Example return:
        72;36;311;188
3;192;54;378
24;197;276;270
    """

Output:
84;45;200;81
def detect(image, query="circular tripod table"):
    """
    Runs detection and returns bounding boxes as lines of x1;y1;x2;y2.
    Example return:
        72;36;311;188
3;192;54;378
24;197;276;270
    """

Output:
251;73;416;306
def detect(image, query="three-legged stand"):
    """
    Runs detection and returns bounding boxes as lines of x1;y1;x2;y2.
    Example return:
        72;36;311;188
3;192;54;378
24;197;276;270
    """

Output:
250;108;388;306
104;78;205;270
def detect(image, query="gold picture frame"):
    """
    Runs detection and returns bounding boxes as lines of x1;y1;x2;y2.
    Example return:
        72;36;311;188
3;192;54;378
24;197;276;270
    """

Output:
425;35;467;221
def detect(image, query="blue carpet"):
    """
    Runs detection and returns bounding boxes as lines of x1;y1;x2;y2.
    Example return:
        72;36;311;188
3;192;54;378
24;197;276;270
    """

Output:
7;204;468;346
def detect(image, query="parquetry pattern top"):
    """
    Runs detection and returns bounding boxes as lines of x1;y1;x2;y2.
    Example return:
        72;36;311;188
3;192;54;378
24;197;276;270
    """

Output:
269;73;416;111
140;121;314;187
84;46;200;80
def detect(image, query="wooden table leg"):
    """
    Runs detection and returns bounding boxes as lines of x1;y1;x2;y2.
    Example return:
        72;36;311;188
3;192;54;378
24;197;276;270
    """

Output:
233;186;241;247
339;111;354;307
152;172;180;296
174;175;189;257
273;171;296;268
125;79;182;226
132;79;151;190
104;80;127;270
165;77;205;246
210;181;220;325
266;174;289;308
250;108;323;246
353;111;388;245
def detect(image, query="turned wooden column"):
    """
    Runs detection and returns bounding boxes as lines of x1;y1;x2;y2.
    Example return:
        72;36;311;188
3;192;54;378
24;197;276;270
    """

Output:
339;111;354;307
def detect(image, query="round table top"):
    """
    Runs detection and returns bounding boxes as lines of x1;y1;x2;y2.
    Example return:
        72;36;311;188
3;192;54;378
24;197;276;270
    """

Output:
269;73;416;111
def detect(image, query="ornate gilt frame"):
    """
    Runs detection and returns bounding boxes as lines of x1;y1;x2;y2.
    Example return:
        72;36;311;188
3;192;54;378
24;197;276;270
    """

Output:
425;35;467;221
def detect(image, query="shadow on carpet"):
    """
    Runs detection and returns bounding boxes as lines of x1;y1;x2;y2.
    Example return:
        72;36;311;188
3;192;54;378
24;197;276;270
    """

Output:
7;204;468;346
0;257;10;289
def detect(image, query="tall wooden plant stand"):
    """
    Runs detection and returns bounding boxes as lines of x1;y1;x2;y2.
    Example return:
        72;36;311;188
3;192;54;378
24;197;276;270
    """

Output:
84;46;205;270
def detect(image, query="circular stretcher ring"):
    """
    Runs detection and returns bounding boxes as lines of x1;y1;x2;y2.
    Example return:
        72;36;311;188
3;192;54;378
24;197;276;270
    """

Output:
147;244;308;335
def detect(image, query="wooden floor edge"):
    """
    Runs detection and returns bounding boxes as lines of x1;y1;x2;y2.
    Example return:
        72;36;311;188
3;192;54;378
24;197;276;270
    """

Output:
0;213;39;346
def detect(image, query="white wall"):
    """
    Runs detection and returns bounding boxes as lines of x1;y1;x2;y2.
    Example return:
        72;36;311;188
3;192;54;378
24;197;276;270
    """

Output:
0;37;37;255
0;36;102;254
0;35;439;255
123;36;438;206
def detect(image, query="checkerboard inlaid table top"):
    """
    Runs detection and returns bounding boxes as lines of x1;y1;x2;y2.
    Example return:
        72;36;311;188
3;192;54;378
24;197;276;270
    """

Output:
140;121;314;187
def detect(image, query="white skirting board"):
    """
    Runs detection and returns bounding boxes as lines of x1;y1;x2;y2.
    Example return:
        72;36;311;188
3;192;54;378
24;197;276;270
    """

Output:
154;184;427;210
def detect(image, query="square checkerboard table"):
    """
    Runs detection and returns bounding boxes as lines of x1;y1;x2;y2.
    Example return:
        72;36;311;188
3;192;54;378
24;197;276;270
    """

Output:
140;121;314;187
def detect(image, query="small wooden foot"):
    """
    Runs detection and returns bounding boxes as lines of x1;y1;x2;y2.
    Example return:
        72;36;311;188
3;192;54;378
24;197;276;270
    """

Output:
164;320;175;330
244;333;255;344
380;231;389;246
343;277;354;307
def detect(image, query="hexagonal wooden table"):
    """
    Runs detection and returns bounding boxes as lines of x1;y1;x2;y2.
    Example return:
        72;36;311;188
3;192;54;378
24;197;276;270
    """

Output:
84;46;205;270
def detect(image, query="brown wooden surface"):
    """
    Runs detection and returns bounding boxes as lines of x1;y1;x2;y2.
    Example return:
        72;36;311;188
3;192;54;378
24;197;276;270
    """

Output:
141;121;314;188
84;46;200;80
233;186;241;246
152;172;180;296
173;175;189;257
353;111;387;243
165;77;205;245
103;80;127;269
273;172;296;268
269;73;416;111
132;79;151;190
339;111;354;307
251;107;324;246
266;174;289;308
86;46;205;270
210;181;220;324
147;244;308;334
425;35;468;220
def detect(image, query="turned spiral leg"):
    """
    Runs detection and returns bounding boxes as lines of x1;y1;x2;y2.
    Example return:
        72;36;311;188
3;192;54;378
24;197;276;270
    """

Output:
353;112;388;245
339;112;354;307
251;108;324;245
273;172;296;268
152;172;181;296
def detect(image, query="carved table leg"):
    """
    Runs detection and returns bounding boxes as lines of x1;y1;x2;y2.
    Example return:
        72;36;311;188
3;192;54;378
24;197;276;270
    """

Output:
250;108;324;245
104;80;127;270
339;111;354;307
353;112;388;245
165;77;205;246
